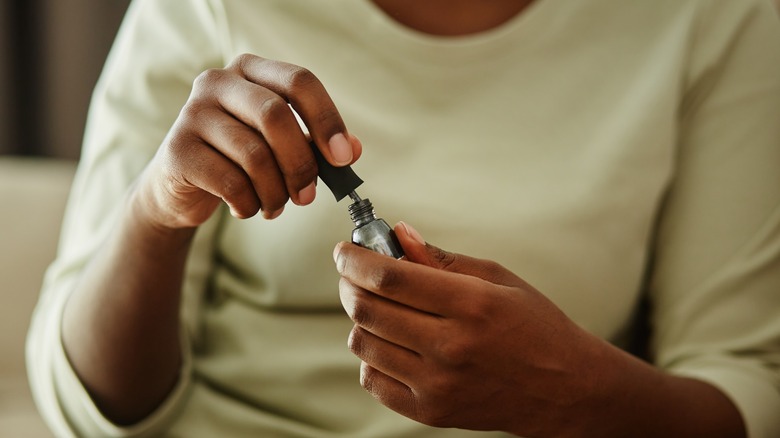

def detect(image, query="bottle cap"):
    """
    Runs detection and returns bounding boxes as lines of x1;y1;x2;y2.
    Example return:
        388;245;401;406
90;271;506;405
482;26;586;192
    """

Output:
309;141;364;201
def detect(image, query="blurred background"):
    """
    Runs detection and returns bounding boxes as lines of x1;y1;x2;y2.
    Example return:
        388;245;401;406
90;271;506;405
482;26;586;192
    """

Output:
1;0;130;159
1;1;129;436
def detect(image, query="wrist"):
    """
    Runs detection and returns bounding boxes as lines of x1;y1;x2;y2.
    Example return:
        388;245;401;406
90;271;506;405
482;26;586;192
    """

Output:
572;338;656;438
127;181;198;250
129;173;198;232
559;332;628;438
501;327;620;438
574;340;746;438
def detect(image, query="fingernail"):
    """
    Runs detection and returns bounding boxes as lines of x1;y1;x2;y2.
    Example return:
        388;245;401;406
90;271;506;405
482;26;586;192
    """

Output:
265;206;284;220
297;181;316;205
333;242;344;264
329;133;353;166
400;221;425;245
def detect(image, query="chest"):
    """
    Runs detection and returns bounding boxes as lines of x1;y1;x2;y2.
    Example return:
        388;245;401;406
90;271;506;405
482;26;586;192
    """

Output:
211;0;685;340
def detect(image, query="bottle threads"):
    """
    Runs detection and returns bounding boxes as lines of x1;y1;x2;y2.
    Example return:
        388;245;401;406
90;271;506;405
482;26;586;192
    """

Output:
348;198;377;227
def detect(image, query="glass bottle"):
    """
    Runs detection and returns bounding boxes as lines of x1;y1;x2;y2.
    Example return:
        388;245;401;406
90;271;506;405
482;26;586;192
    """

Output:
347;194;404;259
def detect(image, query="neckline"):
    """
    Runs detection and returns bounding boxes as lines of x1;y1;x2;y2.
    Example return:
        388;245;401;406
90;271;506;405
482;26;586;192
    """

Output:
352;0;554;51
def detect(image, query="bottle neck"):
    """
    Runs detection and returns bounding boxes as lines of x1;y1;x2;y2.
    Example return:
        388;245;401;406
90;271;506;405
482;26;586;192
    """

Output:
348;198;378;227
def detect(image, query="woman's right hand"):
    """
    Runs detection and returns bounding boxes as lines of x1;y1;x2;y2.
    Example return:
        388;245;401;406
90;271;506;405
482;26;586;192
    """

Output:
134;53;362;230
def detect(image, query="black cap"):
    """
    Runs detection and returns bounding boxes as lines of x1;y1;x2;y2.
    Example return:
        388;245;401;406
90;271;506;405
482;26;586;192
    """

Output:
309;141;364;201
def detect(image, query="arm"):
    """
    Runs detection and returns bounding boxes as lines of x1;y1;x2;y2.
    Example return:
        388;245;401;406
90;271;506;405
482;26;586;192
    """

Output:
646;1;780;437
59;199;195;425
334;1;780;435
28;0;362;431
26;0;224;434
61;52;362;425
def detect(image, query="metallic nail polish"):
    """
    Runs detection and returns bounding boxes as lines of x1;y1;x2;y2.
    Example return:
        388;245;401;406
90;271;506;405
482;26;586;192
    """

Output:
347;192;403;259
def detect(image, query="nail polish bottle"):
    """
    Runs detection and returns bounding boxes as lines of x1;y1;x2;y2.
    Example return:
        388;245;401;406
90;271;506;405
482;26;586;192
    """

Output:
309;141;404;259
347;194;404;259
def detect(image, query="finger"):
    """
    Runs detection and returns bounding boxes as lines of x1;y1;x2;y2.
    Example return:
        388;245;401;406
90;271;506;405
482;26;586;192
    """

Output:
358;362;418;420
166;133;261;219
395;221;529;288
349;325;424;387
227;54;361;167
340;277;440;353
198;71;317;206
334;241;490;316
190;105;290;217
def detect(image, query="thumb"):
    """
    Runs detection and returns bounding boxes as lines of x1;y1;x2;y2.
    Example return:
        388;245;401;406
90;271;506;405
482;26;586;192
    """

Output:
394;221;527;287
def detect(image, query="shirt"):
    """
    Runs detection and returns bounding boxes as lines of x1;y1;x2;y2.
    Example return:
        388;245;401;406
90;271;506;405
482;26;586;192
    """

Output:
27;0;780;436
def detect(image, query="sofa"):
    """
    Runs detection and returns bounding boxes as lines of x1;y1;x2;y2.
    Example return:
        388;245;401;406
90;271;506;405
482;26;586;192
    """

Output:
0;157;76;437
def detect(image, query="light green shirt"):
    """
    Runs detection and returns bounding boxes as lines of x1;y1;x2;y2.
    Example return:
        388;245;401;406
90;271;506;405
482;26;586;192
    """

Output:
27;0;780;437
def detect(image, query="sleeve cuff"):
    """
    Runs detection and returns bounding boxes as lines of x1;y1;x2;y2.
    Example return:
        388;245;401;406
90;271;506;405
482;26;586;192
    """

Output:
670;356;780;438
52;333;192;437
28;277;192;438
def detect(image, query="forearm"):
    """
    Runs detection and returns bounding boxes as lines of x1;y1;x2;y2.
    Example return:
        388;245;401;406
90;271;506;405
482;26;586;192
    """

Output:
61;188;196;425
576;340;746;438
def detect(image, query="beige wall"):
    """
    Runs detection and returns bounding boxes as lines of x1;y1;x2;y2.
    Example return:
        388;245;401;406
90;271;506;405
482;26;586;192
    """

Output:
39;0;130;158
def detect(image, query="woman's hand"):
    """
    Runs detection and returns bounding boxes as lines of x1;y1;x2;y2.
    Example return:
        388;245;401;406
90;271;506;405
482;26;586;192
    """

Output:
334;222;608;436
334;223;746;437
134;53;362;229
61;55;363;425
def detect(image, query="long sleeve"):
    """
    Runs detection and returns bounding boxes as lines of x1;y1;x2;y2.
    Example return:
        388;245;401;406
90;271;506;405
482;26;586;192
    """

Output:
649;2;780;437
25;0;226;435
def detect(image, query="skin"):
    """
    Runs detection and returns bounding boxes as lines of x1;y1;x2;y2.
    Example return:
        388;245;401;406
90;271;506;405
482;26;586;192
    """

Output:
61;55;362;424
371;0;535;36
60;0;747;435
335;223;746;437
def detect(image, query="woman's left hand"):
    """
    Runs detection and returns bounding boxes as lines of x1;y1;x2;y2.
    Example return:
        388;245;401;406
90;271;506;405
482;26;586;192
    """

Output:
334;221;611;436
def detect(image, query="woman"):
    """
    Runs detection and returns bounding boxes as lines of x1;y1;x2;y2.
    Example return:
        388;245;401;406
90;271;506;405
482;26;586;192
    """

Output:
27;0;780;436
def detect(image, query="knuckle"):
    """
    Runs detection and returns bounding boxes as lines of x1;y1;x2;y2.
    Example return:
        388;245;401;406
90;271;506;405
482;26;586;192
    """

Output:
462;290;488;317
481;260;505;276
367;264;401;292
218;173;249;201
256;96;290;127
315;106;342;125
193;68;225;90
348;292;374;327
481;259;511;283
347;326;367;357
436;336;475;367
241;140;273;173
162;130;186;155
286;156;318;182
286;66;319;90
179;99;210;124
457;295;495;327
229;53;260;71
163;131;198;163
431;247;457;270
359;362;379;393
468;285;501;319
